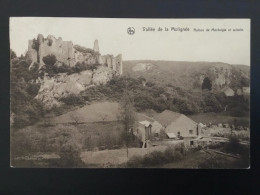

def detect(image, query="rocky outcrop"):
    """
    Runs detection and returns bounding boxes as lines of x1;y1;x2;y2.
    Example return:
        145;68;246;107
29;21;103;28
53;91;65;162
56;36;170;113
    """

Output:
92;66;114;85
35;70;92;108
26;34;123;108
35;65;117;108
198;65;245;91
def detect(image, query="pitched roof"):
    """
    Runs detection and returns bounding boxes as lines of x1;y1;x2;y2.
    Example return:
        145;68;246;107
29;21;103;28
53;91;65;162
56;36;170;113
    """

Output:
154;110;182;127
167;133;177;138
136;113;155;123
139;120;152;127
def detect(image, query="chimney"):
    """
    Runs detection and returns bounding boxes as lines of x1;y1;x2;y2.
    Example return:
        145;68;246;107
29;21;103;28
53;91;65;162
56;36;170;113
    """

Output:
93;40;99;53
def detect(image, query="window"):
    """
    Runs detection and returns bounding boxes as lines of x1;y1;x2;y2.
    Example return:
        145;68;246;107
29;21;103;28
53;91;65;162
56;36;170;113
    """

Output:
190;141;194;146
189;130;193;134
177;132;180;137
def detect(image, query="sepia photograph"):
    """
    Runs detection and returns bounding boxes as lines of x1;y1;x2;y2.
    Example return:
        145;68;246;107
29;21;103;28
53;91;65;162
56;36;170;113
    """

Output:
10;17;250;168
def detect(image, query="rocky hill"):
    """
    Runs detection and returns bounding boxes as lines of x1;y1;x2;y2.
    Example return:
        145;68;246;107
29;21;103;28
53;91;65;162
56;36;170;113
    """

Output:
24;34;123;108
123;60;250;92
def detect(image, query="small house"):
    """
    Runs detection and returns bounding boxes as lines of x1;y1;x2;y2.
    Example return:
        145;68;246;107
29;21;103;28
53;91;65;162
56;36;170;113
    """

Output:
135;120;152;142
154;110;198;139
136;113;163;136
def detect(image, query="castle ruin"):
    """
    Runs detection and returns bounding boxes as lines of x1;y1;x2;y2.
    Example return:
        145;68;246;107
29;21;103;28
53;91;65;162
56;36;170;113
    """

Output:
27;34;123;75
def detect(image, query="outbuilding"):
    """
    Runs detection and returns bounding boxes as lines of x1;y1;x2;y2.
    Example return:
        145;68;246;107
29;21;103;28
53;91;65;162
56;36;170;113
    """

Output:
154;110;199;138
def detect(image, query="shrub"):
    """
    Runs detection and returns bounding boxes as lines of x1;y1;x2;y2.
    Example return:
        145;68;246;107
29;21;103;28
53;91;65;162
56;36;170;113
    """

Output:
58;142;83;167
71;62;98;73
26;83;40;97
127;145;185;167
59;94;85;106
224;136;241;155
10;49;17;59
42;54;57;66
74;45;99;56
198;156;228;169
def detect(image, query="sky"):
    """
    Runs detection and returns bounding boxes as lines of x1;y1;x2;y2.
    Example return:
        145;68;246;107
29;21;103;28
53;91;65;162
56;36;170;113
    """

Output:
10;17;250;65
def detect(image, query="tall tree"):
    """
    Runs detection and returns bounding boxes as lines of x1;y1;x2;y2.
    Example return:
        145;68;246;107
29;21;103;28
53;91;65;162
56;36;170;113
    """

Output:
119;79;136;161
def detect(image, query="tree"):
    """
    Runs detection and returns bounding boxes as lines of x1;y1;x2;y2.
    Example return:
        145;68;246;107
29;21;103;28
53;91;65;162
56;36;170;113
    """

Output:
100;114;108;124
118;81;136;161
202;77;212;91
70;114;82;126
10;49;17;59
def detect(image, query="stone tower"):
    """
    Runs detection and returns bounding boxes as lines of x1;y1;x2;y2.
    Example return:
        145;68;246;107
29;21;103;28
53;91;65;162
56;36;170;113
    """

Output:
93;40;99;53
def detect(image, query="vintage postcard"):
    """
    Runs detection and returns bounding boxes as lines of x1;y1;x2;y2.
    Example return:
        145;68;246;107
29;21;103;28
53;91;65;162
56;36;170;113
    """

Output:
10;17;250;168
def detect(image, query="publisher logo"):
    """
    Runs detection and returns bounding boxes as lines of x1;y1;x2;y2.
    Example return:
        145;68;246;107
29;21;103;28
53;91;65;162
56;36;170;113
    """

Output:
127;27;135;35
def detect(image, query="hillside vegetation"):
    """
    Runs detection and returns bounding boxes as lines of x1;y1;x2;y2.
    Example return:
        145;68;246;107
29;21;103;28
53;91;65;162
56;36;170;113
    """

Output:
123;60;250;90
78;76;249;117
10;51;249;129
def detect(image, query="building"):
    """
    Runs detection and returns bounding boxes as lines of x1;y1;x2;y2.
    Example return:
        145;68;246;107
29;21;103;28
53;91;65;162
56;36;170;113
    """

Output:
154;110;199;139
166;133;177;139
135;120;152;148
136;113;163;136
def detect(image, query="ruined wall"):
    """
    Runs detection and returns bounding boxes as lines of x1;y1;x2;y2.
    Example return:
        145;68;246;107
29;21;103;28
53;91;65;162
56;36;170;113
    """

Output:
38;35;75;65
28;40;38;64
101;54;123;75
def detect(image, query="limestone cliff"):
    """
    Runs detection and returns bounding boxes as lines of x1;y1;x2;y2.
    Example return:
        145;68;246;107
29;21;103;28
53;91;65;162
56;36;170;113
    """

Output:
35;65;115;108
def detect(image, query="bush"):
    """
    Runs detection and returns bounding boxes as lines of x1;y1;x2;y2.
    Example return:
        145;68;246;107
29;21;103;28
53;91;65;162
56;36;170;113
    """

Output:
10;49;17;59
11;124;85;167
59;94;85;106
58;142;83;167
42;54;57;66
224;136;241;155
127;145;185;167
71;62;98;73
198;156;229;169
74;45;99;56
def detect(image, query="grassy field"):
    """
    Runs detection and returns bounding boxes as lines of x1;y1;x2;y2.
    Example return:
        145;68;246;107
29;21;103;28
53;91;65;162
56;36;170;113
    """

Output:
53;101;120;123
161;150;239;169
81;145;168;167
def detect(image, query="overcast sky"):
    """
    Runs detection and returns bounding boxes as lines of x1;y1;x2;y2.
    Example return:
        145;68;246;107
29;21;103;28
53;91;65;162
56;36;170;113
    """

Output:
10;17;250;65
